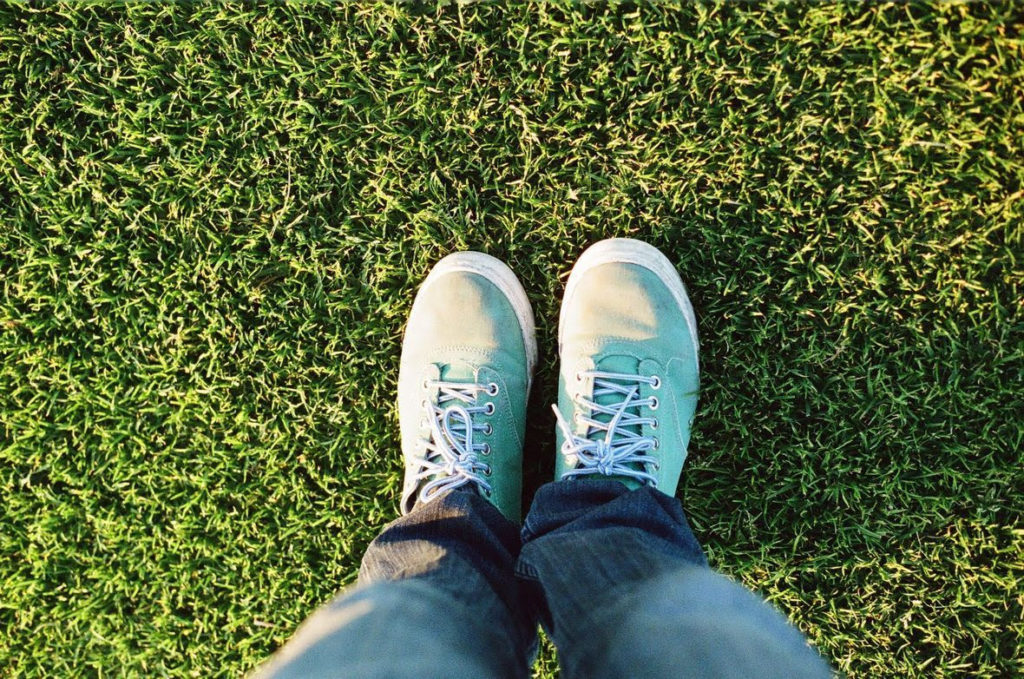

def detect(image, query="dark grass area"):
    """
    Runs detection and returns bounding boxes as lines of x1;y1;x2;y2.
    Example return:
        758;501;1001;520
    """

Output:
1;3;1021;676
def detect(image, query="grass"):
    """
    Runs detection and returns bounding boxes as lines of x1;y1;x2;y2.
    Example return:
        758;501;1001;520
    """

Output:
1;2;1021;676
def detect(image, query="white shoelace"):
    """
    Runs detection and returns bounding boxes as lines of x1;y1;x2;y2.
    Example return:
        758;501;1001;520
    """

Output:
553;370;660;486
410;380;496;504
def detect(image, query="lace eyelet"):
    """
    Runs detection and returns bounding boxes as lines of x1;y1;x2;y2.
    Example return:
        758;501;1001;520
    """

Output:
651;419;659;430
421;399;430;410
484;465;492;476
487;382;499;396
650;375;661;390
652;438;660;450
575;372;583;383
649;397;659;410
483;423;493;435
482;444;491;455
422;379;431;390
485;402;495;415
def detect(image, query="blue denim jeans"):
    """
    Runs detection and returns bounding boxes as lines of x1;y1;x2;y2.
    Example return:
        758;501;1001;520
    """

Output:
255;480;830;678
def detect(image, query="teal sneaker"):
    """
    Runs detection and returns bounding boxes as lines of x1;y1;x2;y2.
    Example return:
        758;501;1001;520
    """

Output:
553;238;699;496
398;252;537;523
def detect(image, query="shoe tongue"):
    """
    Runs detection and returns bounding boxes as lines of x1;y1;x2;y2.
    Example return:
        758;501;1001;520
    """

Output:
588;354;643;438
594;354;640;377
582;354;645;489
428;361;479;460
437;360;479;384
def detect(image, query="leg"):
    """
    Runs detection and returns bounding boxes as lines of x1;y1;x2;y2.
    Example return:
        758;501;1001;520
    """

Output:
256;489;534;678
255;252;539;677
534;238;830;678
518;479;830;679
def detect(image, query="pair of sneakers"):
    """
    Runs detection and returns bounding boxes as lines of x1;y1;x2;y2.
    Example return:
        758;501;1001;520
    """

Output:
398;238;700;523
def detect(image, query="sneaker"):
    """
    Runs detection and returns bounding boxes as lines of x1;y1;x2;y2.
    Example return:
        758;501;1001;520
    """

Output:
398;252;537;522
553;238;699;495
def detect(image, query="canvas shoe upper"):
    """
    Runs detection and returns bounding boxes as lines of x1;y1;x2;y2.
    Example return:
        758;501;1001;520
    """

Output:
398;252;537;523
554;238;699;496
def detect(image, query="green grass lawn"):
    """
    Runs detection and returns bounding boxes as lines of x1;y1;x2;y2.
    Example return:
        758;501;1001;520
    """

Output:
1;2;1021;676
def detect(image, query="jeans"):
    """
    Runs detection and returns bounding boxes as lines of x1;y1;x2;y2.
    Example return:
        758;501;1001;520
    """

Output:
254;480;831;678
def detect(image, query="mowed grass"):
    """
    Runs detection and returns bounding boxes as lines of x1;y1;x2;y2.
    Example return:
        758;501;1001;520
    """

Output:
1;2;1021;676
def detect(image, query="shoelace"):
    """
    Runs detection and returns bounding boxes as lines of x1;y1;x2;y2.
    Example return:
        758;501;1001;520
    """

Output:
553;370;660;486
411;379;496;504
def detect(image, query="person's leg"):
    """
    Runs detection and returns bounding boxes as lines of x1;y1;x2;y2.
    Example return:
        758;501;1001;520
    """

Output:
522;238;830;678
254;252;539;678
256;489;533;679
518;480;829;679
